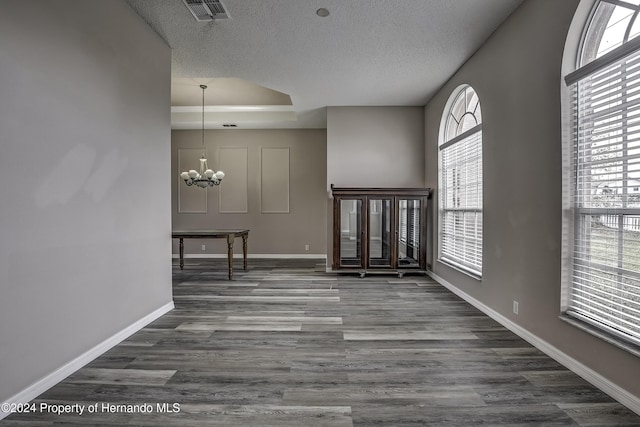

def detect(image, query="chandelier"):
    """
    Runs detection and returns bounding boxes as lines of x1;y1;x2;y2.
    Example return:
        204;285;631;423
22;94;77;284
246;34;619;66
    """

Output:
180;84;224;188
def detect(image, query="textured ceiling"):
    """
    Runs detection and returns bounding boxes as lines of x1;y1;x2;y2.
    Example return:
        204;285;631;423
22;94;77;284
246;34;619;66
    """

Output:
126;0;525;129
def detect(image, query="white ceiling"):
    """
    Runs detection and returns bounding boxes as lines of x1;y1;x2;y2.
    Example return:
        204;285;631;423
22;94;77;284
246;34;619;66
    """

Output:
126;0;525;129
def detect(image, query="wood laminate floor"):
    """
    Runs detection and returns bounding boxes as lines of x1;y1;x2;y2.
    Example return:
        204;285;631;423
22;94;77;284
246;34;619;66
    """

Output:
3;259;640;426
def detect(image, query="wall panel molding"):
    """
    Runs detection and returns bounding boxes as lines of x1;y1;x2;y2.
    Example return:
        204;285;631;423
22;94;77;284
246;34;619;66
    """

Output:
261;147;290;213
219;147;248;213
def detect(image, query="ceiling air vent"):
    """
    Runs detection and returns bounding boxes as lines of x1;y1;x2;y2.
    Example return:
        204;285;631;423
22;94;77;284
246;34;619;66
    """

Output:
182;0;230;22
223;124;237;128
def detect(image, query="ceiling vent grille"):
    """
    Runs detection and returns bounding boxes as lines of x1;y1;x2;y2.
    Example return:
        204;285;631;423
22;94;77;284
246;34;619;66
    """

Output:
182;0;230;21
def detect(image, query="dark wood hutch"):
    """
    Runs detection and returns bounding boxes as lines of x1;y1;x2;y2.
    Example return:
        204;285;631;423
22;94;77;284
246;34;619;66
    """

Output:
331;186;431;277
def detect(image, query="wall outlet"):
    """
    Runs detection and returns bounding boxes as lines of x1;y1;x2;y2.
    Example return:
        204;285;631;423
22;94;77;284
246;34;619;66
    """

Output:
304;244;310;251
513;300;519;315
201;244;206;251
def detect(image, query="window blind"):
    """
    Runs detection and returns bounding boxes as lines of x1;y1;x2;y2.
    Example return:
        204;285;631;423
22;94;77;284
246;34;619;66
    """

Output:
568;44;640;346
399;201;407;243
409;201;419;248
399;200;420;248
439;129;483;275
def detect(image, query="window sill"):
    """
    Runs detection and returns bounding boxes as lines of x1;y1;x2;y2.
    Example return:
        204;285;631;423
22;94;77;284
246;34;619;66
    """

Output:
559;315;640;358
436;259;482;281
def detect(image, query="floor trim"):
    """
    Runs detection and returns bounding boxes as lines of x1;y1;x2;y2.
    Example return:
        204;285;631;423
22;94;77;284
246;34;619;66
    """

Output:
0;301;175;420
427;271;640;416
172;254;327;259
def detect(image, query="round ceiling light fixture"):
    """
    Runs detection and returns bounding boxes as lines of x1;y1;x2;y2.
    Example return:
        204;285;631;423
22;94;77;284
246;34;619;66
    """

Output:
316;8;329;17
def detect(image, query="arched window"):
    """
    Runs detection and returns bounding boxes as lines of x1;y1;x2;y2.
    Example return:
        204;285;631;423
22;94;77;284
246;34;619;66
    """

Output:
565;0;640;345
438;85;483;276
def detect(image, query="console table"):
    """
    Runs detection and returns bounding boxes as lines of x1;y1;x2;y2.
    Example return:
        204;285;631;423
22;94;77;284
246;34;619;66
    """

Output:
172;230;249;279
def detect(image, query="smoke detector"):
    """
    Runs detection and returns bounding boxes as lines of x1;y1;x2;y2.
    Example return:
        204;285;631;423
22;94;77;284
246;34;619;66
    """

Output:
182;0;230;22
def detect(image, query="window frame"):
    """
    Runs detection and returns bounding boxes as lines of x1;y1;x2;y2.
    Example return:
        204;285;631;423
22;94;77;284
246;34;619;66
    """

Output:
437;85;483;278
563;0;640;349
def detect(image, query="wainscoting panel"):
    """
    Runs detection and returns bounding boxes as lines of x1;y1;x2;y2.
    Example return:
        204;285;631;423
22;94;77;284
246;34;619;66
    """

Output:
261;147;290;213
219;147;248;213
177;148;207;213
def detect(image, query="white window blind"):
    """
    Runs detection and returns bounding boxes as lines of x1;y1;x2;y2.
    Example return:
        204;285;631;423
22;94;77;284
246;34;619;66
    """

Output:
440;127;483;275
566;43;640;346
399;200;420;248
400;202;407;242
409;201;419;248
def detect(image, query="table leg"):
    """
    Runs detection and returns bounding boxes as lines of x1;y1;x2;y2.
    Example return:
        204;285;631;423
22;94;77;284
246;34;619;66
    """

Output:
227;233;234;280
179;238;184;270
242;235;248;271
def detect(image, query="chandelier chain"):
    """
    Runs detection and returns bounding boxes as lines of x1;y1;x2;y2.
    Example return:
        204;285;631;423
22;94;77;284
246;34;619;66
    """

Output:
201;84;206;153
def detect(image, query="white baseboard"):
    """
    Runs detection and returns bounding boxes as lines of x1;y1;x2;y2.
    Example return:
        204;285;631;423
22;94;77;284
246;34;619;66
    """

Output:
427;271;640;416
172;254;327;259
0;301;174;420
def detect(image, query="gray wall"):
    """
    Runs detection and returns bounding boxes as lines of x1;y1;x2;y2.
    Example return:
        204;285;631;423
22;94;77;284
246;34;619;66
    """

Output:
0;0;172;402
425;0;640;398
327;107;425;190
327;107;425;267
172;129;327;255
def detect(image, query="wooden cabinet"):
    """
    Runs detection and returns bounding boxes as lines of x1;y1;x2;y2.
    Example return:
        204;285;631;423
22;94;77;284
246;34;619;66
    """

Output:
331;186;431;277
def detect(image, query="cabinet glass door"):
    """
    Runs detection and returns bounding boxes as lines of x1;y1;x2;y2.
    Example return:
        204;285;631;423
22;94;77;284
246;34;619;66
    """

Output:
368;199;392;267
339;199;363;267
398;199;421;267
